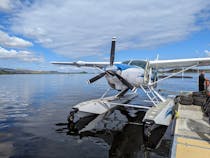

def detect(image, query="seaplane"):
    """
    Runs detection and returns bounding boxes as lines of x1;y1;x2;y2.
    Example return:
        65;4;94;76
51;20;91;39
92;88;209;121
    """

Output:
52;37;210;136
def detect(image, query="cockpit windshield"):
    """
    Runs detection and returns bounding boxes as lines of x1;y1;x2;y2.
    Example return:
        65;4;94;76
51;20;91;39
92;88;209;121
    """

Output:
122;60;147;69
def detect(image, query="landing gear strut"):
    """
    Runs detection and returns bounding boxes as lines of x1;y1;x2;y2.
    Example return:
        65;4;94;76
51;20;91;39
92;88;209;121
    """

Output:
67;108;78;123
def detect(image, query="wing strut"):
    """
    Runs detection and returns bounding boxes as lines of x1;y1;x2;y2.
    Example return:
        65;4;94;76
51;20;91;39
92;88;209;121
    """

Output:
149;64;197;86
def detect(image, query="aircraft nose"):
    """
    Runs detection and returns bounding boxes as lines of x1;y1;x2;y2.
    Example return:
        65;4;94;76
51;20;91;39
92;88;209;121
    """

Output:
105;65;117;71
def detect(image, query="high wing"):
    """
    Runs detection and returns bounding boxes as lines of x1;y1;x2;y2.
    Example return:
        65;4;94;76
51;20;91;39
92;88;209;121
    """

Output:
52;57;210;69
149;57;210;69
51;61;121;69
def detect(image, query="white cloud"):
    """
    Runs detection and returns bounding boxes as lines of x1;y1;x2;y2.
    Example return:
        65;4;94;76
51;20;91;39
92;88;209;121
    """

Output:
0;0;12;11
0;0;27;12
10;0;210;58
204;50;210;56
0;30;33;48
0;46;44;62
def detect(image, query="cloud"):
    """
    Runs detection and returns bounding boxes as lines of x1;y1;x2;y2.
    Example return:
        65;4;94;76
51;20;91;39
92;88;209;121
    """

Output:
0;30;33;48
0;46;44;62
0;0;28;12
10;0;210;58
204;50;210;56
0;0;12;11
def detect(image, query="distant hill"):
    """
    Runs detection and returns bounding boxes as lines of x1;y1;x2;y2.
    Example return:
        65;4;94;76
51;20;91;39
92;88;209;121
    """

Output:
159;68;210;73
1;67;208;75
0;68;87;74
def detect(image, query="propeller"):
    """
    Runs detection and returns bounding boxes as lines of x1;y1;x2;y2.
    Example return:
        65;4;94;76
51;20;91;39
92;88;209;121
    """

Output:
88;72;106;84
109;71;135;91
110;37;116;66
88;37;135;91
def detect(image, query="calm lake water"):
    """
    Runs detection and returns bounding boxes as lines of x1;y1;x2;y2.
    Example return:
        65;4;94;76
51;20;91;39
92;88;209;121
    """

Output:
0;74;199;158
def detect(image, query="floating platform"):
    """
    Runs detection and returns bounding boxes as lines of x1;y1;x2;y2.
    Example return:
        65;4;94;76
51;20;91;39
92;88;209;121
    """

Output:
143;99;174;126
171;104;210;158
73;93;138;116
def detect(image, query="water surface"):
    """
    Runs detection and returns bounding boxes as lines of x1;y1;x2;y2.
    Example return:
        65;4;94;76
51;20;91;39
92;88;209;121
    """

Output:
0;74;199;158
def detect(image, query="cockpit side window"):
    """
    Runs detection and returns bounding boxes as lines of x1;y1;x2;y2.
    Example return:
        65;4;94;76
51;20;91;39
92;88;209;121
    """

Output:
122;60;130;65
129;60;147;69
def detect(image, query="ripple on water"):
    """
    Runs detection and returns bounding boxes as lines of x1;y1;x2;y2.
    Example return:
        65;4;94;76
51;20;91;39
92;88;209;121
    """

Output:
0;90;30;130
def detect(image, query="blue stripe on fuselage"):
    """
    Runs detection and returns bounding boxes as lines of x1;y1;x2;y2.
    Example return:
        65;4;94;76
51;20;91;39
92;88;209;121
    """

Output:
114;64;137;71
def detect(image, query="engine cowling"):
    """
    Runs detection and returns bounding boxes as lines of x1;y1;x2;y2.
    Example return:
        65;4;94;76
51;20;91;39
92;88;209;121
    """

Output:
121;68;144;88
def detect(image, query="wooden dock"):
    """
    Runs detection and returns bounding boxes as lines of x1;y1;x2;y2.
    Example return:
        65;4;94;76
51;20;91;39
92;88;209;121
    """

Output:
171;104;210;158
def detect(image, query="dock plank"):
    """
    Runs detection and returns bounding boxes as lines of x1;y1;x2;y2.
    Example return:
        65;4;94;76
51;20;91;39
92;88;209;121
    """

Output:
171;104;210;158
176;139;210;158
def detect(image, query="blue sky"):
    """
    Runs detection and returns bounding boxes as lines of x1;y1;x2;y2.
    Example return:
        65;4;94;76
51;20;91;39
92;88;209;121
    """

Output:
0;0;210;71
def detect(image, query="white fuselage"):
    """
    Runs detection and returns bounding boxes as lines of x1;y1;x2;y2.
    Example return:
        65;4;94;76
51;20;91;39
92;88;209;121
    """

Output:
105;67;145;91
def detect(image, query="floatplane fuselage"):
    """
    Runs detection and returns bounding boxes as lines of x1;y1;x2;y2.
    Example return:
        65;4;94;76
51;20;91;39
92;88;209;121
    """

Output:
102;63;148;90
52;37;210;137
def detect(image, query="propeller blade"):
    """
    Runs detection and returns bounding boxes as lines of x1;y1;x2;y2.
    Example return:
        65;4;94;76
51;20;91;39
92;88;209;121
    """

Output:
115;73;135;91
88;72;106;84
106;70;115;76
110;37;116;66
107;71;135;91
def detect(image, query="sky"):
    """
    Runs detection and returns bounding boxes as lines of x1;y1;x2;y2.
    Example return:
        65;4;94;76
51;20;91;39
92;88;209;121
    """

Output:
0;0;210;71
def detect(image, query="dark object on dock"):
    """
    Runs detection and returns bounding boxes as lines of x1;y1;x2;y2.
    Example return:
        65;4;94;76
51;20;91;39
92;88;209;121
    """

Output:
193;96;206;106
203;98;210;118
192;91;206;97
176;91;210;123
179;95;193;105
192;92;207;106
177;91;207;106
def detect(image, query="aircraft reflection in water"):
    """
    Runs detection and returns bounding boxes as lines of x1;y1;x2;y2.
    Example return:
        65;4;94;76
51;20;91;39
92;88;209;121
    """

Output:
56;107;170;158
